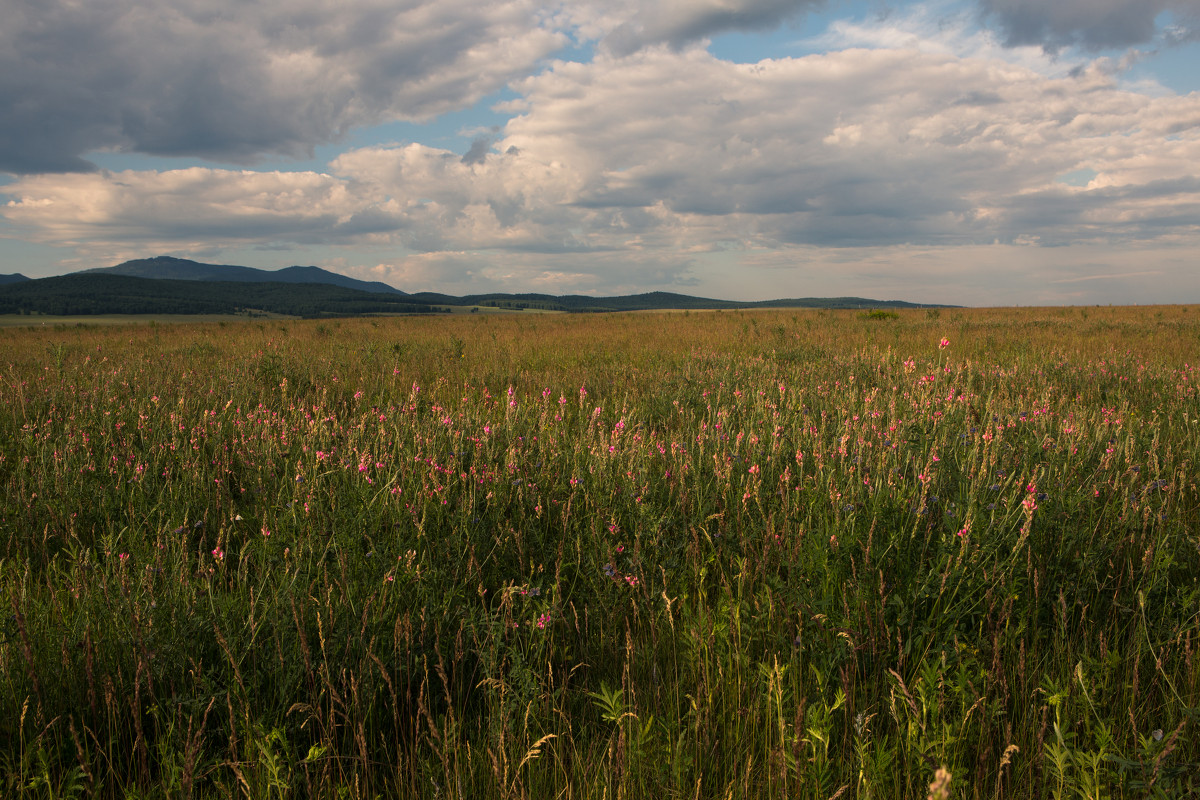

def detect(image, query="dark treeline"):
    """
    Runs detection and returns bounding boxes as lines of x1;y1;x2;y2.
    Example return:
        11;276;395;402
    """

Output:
0;274;438;318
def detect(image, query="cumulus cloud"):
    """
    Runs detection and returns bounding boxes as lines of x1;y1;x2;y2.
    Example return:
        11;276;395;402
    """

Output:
978;0;1200;51
5;44;1199;294
813;4;1095;78
0;168;376;258
0;0;846;175
500;47;1200;247
0;0;565;173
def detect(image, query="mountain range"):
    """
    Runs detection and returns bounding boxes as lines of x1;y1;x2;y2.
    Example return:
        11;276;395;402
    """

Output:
0;256;953;317
82;256;409;296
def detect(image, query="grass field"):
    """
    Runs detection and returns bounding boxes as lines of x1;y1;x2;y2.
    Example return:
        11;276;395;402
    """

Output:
0;306;549;328
0;313;289;329
1;306;1198;798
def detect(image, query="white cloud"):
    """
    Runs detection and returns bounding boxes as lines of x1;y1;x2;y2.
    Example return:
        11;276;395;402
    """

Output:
811;2;1088;78
4;43;1199;297
499;46;1200;247
1;168;371;260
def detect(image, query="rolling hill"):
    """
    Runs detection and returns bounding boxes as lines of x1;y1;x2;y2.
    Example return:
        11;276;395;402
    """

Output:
82;256;408;296
0;274;437;317
0;256;955;317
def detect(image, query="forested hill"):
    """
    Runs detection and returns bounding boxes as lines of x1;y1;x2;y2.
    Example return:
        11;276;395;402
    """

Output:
1;268;955;317
82;255;407;296
0;274;438;317
409;290;948;312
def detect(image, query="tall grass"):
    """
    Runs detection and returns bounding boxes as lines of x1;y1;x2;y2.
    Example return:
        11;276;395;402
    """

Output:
1;306;1198;798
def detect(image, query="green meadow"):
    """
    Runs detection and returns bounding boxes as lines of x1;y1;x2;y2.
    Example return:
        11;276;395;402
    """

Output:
1;306;1198;798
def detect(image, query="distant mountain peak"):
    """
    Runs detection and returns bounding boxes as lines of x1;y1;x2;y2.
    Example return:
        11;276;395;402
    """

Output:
81;256;408;296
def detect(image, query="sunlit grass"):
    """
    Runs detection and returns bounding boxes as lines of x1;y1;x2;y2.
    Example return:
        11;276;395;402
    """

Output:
1;306;1198;798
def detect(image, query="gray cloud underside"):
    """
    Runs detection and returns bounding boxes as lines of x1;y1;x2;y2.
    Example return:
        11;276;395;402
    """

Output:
0;0;565;173
998;177;1200;241
979;0;1200;50
599;0;826;54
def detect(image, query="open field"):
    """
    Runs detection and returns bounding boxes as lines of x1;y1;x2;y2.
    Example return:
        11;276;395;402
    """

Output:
0;306;554;328
0;313;291;328
2;306;1198;798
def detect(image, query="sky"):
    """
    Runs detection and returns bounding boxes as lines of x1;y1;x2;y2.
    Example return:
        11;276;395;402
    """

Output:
2;0;1199;306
